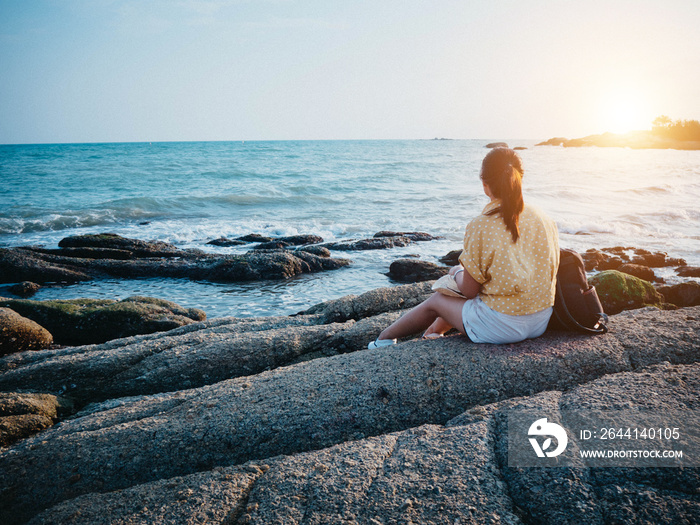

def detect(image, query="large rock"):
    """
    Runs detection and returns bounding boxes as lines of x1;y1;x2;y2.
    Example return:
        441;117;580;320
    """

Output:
0;283;428;404
0;392;71;447
0;235;351;284
15;361;700;525
617;263;658;282
582;249;624;271
589;270;666;315
657;281;700;307
1;306;698;524
302;281;433;322
0;307;53;355
7;282;40;298
0;314;389;405
582;247;686;273
321;236;416;251
0;248;93;283
388;259;449;282
206;237;247;247
58;233;182;258
0;297;205;346
373;231;437;242
439;249;462;266
677;266;700;278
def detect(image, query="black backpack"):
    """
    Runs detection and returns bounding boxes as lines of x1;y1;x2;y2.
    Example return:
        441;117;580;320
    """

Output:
548;248;608;334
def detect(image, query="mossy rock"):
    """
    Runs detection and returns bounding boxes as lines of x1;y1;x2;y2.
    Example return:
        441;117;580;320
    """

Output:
588;270;665;315
0;307;53;355
0;297;205;346
0;392;73;447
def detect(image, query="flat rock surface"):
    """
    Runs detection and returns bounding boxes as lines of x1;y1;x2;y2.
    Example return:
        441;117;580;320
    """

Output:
23;361;700;525
1;305;698;524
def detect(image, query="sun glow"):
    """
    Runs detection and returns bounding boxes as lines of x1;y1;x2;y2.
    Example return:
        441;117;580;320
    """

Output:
599;89;651;134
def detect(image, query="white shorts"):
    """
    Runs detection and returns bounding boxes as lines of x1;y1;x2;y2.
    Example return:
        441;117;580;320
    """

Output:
462;296;552;344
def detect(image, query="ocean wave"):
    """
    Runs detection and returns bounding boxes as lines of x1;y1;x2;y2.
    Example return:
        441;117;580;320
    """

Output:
0;208;160;235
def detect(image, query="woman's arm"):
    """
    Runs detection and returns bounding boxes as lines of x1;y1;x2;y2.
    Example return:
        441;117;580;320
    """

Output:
449;265;480;299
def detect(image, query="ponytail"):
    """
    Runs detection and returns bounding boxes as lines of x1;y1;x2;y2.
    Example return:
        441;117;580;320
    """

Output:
480;148;524;242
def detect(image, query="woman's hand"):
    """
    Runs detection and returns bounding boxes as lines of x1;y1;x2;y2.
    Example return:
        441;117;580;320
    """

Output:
450;265;480;300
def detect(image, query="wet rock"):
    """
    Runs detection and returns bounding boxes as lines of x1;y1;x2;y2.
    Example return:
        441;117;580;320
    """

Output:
617;263;659;283
388;259;449;283
0;392;71;447
7;281;40;298
677;266;700;278
236;234;273;243
318;232;436;252
581;249;625;271
29;247;134;260
0;240;351;284
0;307;53;355
630;250;686;268
276;234;324;246
1;307;698;524
513;146;528;150
657;281;700;307
485;142;508;148
589;270;665;315
207;237;246;247
58;233;182;258
0;297;205;346
253;241;291;250
0;248;93;284
297;245;331;258
373;231;437;242
582;247;688;273
321;236;413;251
439;249;462;266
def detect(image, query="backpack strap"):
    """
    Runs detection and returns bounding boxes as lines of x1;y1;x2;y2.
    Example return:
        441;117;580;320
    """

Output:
554;281;609;334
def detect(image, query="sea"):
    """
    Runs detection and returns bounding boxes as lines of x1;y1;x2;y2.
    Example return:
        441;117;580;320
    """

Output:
1;140;699;318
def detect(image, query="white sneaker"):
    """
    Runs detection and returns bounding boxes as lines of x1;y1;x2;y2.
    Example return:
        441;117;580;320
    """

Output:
367;338;397;349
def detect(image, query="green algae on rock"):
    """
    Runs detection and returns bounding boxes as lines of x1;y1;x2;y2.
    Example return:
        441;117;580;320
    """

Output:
0;392;72;447
0;307;53;355
589;270;666;315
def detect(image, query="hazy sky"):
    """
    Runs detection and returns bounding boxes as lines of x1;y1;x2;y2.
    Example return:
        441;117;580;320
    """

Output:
1;0;699;144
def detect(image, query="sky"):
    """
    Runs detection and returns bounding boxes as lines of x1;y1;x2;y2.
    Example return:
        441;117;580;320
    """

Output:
1;0;699;144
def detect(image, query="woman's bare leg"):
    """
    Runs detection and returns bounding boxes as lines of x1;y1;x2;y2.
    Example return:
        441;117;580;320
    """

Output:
377;293;467;341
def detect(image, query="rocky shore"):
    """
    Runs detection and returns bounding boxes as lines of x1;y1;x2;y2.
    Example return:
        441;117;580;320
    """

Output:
0;279;699;523
1;232;699;523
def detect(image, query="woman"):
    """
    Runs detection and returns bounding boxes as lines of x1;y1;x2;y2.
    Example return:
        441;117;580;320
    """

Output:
369;147;559;348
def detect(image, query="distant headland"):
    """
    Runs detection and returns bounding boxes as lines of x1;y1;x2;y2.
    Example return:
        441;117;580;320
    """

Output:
537;116;700;150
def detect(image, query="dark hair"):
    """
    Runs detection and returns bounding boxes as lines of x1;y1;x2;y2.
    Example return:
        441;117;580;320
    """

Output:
480;148;524;242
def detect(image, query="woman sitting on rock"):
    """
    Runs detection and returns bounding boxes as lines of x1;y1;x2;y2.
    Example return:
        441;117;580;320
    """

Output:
369;147;559;347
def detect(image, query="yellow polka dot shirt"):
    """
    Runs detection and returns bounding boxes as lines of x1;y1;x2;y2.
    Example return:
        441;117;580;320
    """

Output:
458;199;560;316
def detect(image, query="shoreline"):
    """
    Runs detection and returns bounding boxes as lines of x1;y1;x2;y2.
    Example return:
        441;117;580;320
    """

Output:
1;280;699;523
